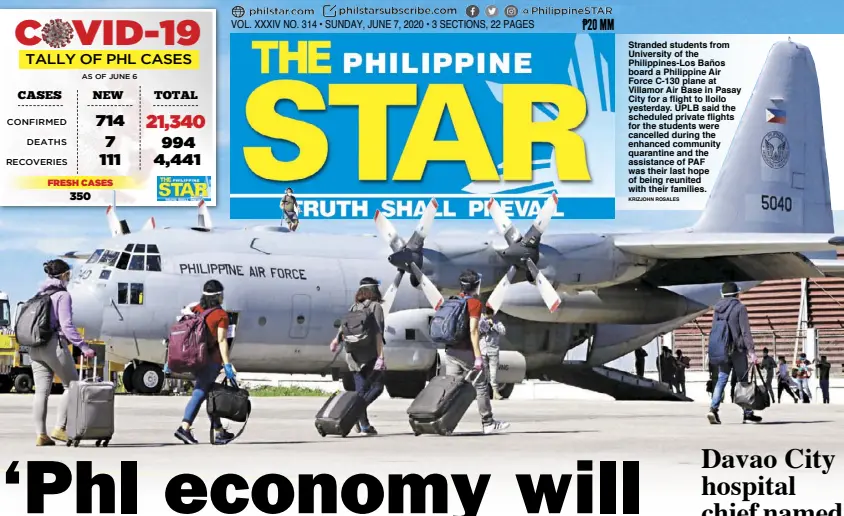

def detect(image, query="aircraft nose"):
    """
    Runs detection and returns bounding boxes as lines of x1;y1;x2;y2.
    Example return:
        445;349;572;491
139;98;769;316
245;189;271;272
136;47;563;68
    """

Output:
68;284;104;341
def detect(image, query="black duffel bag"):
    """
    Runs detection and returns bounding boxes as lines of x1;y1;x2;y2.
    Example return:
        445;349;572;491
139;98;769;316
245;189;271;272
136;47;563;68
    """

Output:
206;378;251;444
734;365;771;412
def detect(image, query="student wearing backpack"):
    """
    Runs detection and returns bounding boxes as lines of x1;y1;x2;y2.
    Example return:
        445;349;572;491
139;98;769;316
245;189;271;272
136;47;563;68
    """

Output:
25;259;96;446
174;280;238;445
707;282;762;425
438;269;509;434
329;277;386;435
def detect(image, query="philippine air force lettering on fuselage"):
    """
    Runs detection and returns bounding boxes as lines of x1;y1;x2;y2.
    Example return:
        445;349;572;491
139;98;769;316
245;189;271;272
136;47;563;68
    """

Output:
179;263;307;280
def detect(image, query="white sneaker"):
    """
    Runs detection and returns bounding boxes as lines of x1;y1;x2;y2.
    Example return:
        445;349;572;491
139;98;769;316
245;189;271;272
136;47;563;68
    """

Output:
483;420;510;434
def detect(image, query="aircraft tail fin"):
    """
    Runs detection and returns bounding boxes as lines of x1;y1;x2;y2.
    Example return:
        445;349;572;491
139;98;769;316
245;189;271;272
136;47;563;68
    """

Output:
692;41;834;245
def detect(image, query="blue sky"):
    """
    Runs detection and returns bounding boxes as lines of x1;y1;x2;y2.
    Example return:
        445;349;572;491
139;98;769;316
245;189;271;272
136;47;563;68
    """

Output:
2;0;844;304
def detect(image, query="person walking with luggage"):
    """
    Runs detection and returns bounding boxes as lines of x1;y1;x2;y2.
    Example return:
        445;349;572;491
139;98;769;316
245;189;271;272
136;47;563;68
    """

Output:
707;282;762;425
444;270;509;434
329;277;386;435
480;306;506;400
174;280;237;445
25;260;96;446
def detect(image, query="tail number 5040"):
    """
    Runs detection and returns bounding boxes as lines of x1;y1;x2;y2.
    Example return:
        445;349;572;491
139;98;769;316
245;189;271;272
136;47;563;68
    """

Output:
761;194;792;212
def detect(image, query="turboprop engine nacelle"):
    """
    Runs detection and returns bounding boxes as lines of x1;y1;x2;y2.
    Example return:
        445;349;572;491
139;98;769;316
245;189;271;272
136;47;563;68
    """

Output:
382;308;439;372
437;349;527;385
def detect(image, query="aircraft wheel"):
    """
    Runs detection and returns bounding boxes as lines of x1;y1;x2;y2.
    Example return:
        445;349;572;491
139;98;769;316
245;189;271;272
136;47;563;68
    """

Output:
133;363;165;394
14;373;32;394
122;364;136;393
497;383;514;399
0;378;12;393
385;374;426;399
341;373;355;392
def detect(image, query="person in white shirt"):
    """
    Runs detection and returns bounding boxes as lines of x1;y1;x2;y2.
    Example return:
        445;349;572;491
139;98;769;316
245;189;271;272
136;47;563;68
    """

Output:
479;306;506;400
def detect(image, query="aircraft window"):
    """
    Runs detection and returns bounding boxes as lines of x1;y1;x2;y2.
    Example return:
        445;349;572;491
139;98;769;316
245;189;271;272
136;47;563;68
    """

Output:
99;270;111;280
130;283;144;305
86;250;103;264
146;255;161;272
128;255;145;271
147;244;159;254
405;329;416;341
99;250;119;266
124;244;134;252
116;252;130;270
117;283;128;304
135;244;146;253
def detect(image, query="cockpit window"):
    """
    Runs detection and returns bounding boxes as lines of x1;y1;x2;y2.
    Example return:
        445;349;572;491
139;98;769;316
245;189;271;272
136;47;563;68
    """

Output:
146;255;161;272
124;244;134;252
99;250;119;266
116;252;130;270
147;244;159;254
128;255;145;271
86;249;103;264
134;244;146;253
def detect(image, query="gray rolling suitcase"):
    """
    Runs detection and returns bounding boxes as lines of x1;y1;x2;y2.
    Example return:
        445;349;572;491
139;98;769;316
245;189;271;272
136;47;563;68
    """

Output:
314;390;367;437
66;356;115;447
407;370;480;436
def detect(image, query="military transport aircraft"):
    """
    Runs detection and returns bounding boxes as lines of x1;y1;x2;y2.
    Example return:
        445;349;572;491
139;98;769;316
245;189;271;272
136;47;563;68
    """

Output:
58;40;844;399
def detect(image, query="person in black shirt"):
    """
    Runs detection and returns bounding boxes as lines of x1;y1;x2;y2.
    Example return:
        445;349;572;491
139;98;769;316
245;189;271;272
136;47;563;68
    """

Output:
816;355;832;404
634;347;647;377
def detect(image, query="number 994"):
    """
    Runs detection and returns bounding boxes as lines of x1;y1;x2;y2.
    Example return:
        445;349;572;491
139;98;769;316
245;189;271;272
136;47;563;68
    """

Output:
761;194;792;212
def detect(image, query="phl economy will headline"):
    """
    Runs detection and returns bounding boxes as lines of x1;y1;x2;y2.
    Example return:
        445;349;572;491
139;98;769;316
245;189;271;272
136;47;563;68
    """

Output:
3;459;639;514
228;33;617;220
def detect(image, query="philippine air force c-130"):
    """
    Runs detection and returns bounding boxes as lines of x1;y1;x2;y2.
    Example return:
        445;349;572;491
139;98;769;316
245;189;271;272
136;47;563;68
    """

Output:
59;40;844;400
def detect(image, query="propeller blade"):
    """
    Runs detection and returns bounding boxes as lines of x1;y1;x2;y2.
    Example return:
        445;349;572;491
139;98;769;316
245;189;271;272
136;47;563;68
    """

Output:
529;193;558;238
485;266;517;314
525;258;561;313
380;270;404;314
141;217;156;231
373;209;406;253
105;206;122;237
487;198;522;246
409;262;444;310
197;200;213;230
405;198;438;250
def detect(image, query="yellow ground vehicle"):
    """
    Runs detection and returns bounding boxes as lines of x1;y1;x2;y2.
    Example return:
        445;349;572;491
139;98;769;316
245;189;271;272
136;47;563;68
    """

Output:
0;334;106;393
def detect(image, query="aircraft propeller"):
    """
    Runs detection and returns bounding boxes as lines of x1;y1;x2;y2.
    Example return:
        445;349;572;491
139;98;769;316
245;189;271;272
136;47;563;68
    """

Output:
485;193;562;314
374;198;444;314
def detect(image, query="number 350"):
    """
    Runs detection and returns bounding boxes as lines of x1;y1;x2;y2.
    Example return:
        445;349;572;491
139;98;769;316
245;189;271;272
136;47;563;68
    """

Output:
761;194;792;212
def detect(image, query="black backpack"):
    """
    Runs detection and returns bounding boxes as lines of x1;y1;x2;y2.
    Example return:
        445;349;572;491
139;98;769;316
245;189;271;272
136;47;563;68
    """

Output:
341;301;377;353
14;286;64;348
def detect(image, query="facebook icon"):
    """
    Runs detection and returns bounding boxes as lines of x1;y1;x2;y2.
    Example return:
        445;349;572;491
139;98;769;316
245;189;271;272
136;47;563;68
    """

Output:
465;4;479;17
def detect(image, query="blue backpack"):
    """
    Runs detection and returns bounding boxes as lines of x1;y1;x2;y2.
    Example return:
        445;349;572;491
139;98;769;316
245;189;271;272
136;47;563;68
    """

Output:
708;304;736;366
430;296;470;347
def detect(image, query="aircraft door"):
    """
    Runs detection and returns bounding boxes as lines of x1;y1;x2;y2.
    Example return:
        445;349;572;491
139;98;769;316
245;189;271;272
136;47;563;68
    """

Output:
289;294;311;339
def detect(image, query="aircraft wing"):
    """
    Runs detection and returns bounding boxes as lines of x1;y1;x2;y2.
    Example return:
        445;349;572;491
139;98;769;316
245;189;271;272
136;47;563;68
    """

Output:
613;233;844;259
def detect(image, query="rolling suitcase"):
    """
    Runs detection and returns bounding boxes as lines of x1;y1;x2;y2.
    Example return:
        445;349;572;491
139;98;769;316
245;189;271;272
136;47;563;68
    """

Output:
407;370;480;436
314;390;367;437
65;355;115;447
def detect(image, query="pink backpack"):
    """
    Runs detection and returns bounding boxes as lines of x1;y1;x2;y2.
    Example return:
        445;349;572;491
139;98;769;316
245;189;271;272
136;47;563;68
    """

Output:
167;308;216;373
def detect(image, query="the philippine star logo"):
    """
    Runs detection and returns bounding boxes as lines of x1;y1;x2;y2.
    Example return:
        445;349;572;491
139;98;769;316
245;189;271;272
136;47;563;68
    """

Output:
761;130;789;169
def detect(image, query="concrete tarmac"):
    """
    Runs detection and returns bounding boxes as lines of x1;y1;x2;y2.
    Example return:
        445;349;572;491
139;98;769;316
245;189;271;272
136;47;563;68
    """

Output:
1;395;843;514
